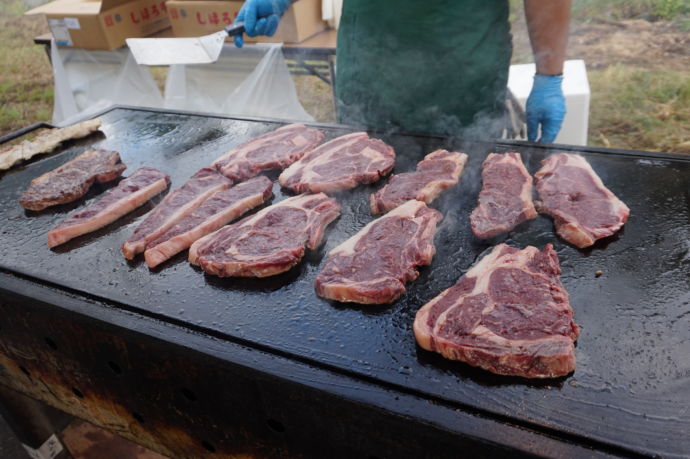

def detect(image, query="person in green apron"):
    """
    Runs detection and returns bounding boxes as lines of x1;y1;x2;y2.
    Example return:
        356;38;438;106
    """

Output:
234;0;570;142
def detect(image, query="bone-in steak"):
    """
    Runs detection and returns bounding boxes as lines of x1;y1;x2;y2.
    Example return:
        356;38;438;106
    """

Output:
189;193;340;277
144;176;273;269
122;168;232;259
414;243;580;378
213;124;324;181
370;149;467;215
535;153;630;248
470;152;537;238
279;132;395;194
315;200;442;305
19;148;126;211
48;167;169;248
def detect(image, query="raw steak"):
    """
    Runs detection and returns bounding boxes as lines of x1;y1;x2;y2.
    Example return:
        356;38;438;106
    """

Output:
122;168;232;259
414;243;580;379
19;148;126;211
535;153;630;248
279;132;395;194
144;176;273;268
1;118;101;171
315;200;442;305
189;193;340;277
213;124;324;181
47;167;169;248
470;152;537;238
370;149;467;215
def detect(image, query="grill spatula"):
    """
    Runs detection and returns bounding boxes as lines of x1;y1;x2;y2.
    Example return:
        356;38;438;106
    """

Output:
126;22;245;66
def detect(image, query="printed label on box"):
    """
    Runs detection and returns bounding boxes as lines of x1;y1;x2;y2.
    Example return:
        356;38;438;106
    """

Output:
64;17;81;29
48;19;73;47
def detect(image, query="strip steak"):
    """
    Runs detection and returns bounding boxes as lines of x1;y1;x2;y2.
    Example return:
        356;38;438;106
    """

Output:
470;152;537;238
315;200;442;305
19;148;126;211
1;118;102;171
414;243;579;378
122;168;232;259
535;153;630;248
279;132;395;194
370;149;467;215
144;176;273;268
190;193;340;277
213;124;324;181
47;167;169;248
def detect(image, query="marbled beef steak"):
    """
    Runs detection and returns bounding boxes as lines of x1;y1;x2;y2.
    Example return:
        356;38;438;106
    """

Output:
189;193;340;277
213;124;324;181
19;148;125;211
470;152;537;239
370;149;467;215
414;243;580;379
315;200;442;305
535;153;630;248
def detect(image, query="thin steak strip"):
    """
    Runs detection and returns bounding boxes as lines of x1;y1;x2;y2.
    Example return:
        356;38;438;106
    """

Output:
144;176;274;268
122;168;232;259
414;243;580;379
370;149;467;215
279;132;396;194
47;167;169;248
315;200;442;305
20;148;126;211
470;152;537;238
190;193;340;278
535;153;630;248
213;124;324;181
1;118;102;171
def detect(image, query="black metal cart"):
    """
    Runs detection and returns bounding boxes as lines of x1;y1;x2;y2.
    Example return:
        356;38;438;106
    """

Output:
0;107;688;458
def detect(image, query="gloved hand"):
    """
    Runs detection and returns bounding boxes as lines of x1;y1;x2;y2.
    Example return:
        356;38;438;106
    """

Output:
526;74;566;143
234;0;291;48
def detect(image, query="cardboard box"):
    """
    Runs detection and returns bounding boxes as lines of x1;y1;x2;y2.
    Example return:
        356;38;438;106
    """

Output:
166;0;325;43
26;0;171;50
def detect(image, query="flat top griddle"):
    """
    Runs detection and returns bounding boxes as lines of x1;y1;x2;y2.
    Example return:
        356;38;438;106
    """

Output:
1;107;689;456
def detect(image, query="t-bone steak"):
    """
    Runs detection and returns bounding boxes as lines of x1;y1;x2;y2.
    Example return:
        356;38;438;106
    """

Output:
122;168;232;259
414;243;580;379
144;176;273;269
370;149;467;215
535;153;630;248
189;193;340;277
47;167;169;248
470;152;537;238
213;124;324;181
315;200;442;305
278;132;396;194
19;148;126;211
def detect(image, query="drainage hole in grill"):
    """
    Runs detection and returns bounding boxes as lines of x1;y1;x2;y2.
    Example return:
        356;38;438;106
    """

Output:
45;337;58;350
19;366;30;378
71;387;84;398
266;418;285;433
132;412;144;423
180;387;196;401
107;360;122;375
201;441;216;453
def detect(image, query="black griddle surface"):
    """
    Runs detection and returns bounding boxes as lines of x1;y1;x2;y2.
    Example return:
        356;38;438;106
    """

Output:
1;108;689;456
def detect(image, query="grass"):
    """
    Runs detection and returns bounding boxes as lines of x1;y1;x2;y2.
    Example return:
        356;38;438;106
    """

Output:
0;0;688;155
589;65;690;152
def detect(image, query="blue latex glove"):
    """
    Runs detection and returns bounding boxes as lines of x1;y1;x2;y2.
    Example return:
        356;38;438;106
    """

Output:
234;0;291;48
526;74;566;143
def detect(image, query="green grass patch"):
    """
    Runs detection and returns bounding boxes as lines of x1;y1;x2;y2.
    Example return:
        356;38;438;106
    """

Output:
588;64;690;152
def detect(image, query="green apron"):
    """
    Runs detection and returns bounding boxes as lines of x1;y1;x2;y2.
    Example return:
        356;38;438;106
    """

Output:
336;0;511;136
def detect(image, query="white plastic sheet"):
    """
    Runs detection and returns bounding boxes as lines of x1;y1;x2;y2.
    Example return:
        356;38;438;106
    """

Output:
51;40;164;126
164;43;313;122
